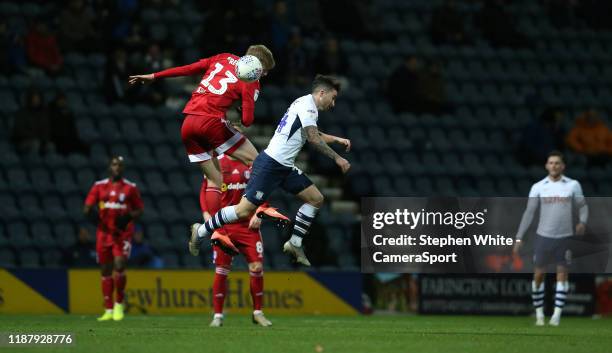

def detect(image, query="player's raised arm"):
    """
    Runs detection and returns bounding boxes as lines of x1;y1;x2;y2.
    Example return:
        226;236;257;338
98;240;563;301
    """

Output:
304;126;350;173
128;58;212;85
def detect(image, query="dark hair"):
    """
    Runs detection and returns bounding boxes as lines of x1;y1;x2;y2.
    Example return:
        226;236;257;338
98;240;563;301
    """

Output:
547;150;564;163
110;155;125;164
312;74;341;94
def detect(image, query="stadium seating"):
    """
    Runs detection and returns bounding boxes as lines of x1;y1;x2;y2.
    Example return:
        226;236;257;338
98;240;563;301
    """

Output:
0;0;610;269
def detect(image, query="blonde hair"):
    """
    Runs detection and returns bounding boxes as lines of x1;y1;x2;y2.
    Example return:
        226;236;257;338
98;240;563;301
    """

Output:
246;44;275;71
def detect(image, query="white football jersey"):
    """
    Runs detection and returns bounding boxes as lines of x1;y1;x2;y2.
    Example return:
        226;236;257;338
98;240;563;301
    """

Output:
264;94;318;167
516;175;588;239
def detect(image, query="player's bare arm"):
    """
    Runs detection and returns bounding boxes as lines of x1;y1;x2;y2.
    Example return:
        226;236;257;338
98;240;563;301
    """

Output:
319;131;351;152
128;74;155;85
305;126;350;173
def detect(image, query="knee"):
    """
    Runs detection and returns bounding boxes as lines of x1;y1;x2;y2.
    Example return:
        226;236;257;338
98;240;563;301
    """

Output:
248;262;263;273
101;264;113;276
236;200;257;219
309;192;324;208
114;260;126;273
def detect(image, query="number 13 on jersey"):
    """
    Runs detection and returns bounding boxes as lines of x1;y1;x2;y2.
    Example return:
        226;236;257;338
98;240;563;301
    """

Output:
198;63;238;95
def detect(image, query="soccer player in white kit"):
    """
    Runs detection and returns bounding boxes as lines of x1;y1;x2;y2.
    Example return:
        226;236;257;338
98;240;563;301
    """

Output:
188;75;351;266
514;151;588;326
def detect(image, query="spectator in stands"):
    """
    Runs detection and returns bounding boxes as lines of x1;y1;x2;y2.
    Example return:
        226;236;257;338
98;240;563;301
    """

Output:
566;109;612;166
25;19;64;74
284;28;311;86
430;0;469;46
545;0;580;29
129;225;162;268
516;107;567;166
475;0;530;48
123;21;145;52
11;88;52;155
0;21;9;74
418;61;451;114
58;0;98;52
270;1;292;54
63;226;97;267
137;43;168;106
5;24;27;74
104;48;134;103
48;92;90;156
314;37;348;78
386;56;421;113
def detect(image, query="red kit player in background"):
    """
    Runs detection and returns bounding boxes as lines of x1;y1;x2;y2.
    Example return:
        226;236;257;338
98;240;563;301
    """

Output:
202;153;277;327
128;45;278;254
84;156;144;322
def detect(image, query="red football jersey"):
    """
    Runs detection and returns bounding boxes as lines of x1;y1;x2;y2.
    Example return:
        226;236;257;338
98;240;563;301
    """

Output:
218;155;251;231
153;53;260;126
84;178;144;236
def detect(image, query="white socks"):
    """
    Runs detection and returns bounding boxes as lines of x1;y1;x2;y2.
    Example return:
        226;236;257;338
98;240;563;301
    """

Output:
289;204;319;248
198;206;239;238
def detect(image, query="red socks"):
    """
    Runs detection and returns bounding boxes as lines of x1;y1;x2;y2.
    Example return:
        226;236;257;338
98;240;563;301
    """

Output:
213;267;230;314
101;276;114;309
249;270;264;311
114;271;127;304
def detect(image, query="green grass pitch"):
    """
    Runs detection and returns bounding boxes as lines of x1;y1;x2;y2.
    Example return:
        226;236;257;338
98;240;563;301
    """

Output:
1;314;611;353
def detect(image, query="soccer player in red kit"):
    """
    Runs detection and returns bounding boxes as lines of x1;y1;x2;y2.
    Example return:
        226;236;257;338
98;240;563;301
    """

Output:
128;45;276;253
202;154;277;327
84;156;144;321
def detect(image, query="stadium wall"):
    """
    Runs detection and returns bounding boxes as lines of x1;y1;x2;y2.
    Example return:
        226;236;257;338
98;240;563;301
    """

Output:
0;269;362;315
418;274;596;316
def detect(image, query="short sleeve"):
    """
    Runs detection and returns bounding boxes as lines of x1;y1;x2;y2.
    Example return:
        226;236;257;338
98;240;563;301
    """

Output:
128;186;144;210
572;181;584;197
528;183;540;197
298;102;318;127
84;184;98;206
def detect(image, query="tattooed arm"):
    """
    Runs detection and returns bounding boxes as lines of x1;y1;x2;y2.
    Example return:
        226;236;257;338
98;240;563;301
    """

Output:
319;131;351;152
304;126;351;173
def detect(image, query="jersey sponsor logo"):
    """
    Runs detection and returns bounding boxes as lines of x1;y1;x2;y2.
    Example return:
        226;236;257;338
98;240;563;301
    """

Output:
99;201;128;210
221;182;247;192
542;196;571;204
227;182;247;191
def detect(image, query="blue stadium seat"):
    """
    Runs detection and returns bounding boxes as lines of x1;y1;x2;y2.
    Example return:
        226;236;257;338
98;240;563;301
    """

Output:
7;221;31;248
0;248;17;267
161;251;180;268
30;167;54;192
41;249;63;267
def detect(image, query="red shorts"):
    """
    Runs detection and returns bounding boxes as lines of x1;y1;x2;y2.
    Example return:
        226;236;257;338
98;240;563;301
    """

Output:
181;114;246;162
213;226;264;267
96;231;132;264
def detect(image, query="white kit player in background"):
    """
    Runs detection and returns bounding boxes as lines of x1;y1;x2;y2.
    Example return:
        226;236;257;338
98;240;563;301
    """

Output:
188;75;351;266
514;151;588;327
